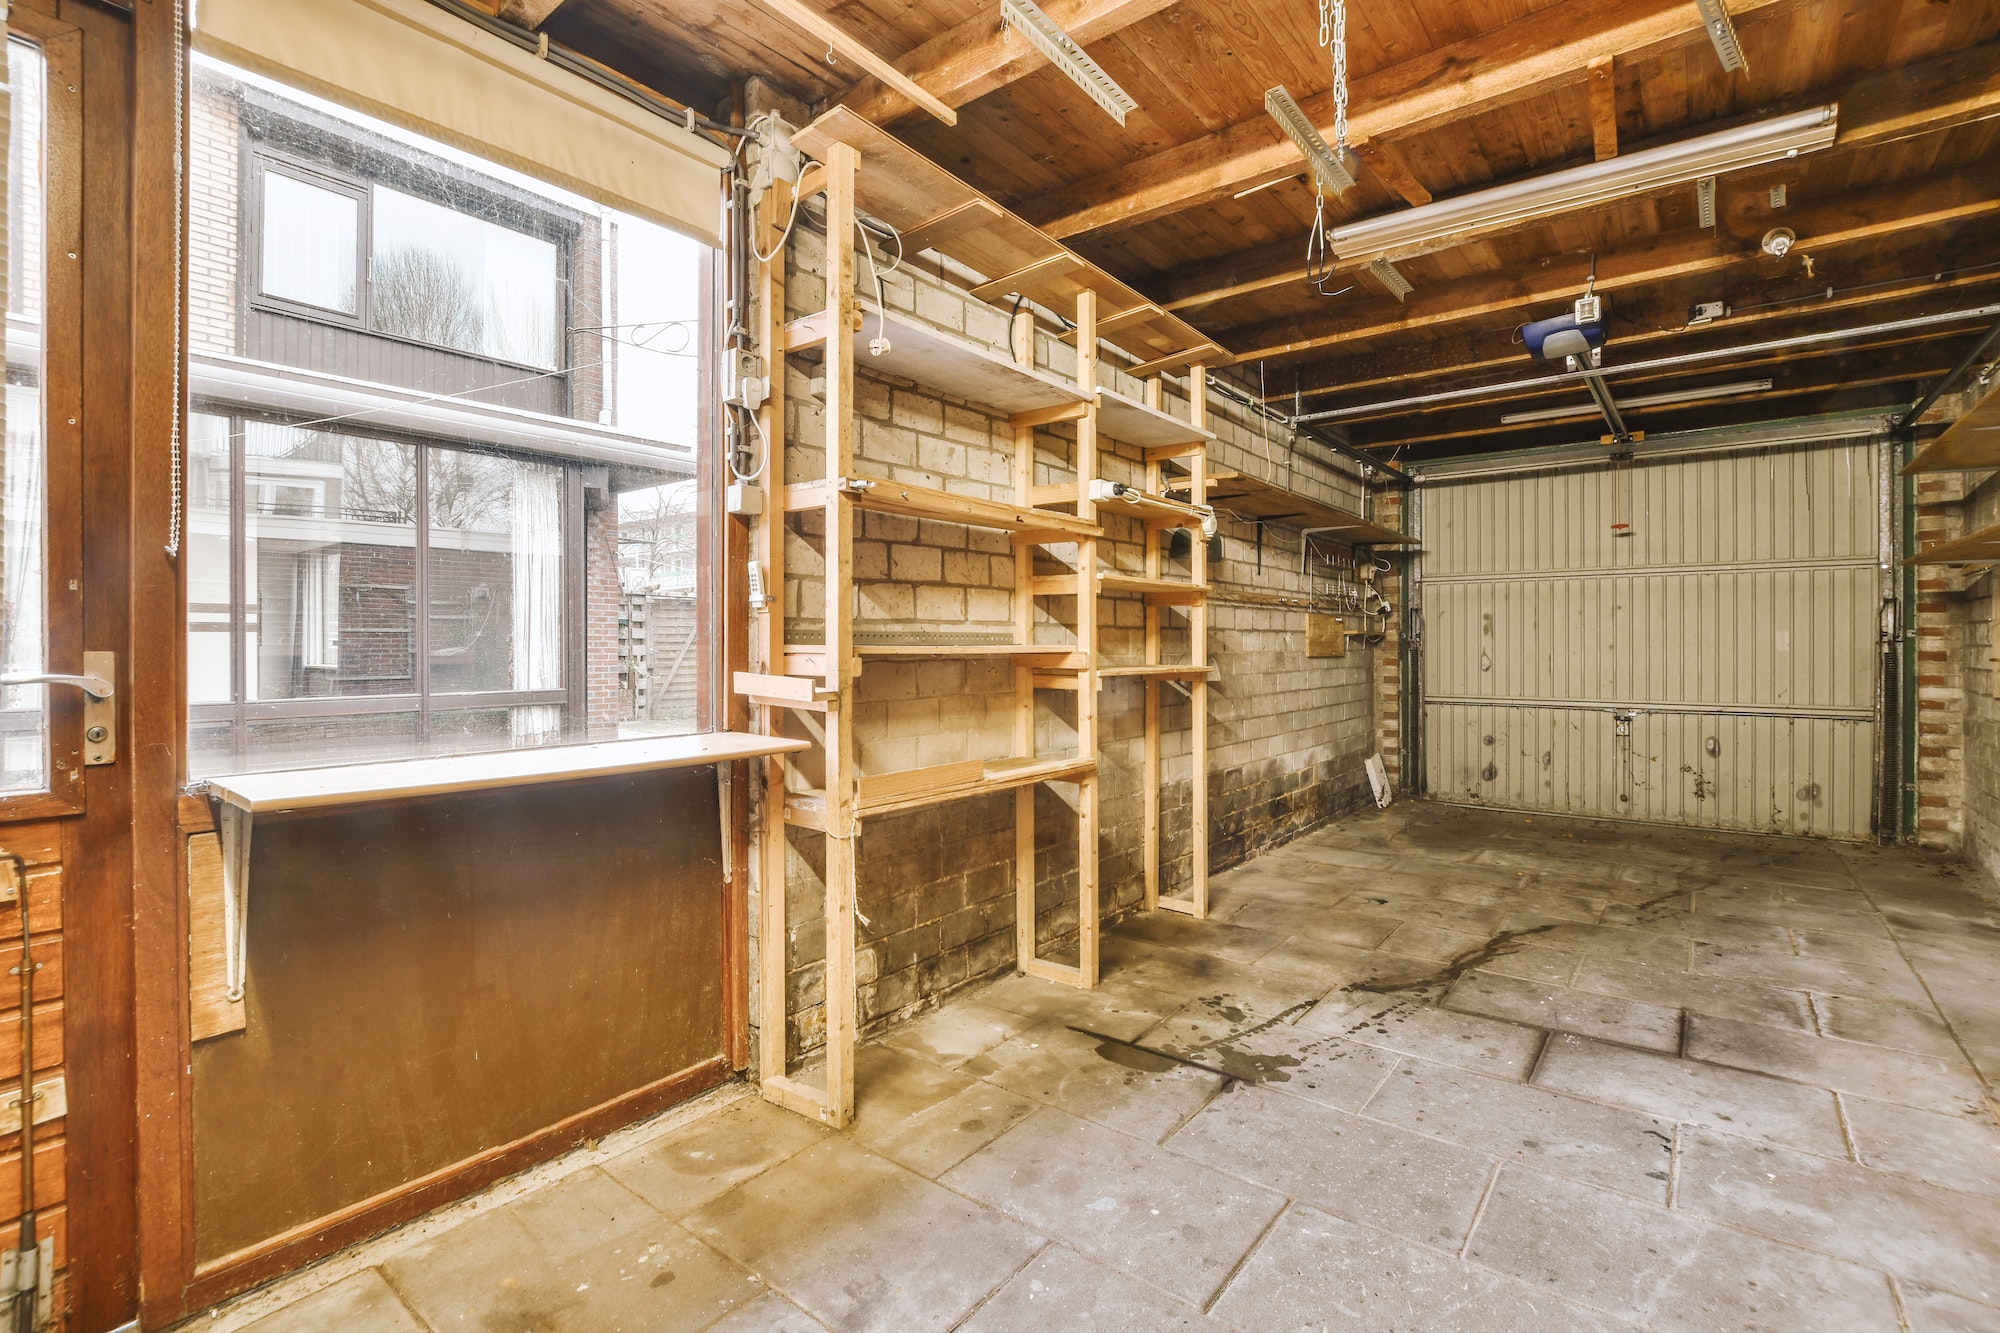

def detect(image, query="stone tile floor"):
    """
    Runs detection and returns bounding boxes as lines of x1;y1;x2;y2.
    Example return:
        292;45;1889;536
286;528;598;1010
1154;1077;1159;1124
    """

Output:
201;802;2000;1332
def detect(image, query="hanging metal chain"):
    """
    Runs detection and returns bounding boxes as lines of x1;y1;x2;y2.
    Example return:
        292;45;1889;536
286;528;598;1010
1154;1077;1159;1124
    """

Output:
1330;0;1349;150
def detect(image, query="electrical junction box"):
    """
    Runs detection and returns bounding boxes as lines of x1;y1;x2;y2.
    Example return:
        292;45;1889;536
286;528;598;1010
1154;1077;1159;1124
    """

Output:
1688;301;1727;326
727;483;764;516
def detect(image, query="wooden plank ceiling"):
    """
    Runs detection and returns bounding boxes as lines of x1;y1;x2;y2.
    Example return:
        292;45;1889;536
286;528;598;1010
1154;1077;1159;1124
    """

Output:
516;0;2000;461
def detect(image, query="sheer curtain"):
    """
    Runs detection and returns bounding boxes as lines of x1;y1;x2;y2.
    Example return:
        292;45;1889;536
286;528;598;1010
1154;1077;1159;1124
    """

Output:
510;463;562;744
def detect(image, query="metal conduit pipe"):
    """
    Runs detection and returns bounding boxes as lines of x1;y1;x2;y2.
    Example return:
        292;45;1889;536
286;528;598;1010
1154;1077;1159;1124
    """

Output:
1895;310;2000;429
1292;303;2000;427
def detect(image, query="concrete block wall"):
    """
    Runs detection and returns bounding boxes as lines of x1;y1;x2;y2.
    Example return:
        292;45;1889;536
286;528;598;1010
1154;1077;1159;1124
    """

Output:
751;218;1383;1067
1937;466;2000;872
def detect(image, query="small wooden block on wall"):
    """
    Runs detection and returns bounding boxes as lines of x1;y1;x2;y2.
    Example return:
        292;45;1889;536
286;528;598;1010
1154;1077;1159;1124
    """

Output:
1307;614;1347;658
187;832;246;1041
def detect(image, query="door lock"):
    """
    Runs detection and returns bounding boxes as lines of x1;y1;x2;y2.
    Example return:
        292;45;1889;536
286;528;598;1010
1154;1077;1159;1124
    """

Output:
0;651;115;764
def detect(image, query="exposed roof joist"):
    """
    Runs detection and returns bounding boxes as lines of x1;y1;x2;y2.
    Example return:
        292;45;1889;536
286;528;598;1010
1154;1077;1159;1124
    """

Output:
831;0;1175;125
1160;38;2000;315
1020;0;1798;239
1221;168;2000;365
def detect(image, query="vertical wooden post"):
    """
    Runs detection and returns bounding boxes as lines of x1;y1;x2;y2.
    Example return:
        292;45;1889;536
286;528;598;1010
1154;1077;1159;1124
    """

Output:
1012;308;1039;971
1188;364;1210;918
1074;290;1100;987
754;177;793;1091
1141;377;1162;911
820;142;860;1125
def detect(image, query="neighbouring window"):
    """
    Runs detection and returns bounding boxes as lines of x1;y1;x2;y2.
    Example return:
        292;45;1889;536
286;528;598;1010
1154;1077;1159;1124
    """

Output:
186;58;715;778
1;38;48;795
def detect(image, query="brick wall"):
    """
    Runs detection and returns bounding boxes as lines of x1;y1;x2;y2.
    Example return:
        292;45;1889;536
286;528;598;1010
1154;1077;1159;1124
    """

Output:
754;222;1386;1067
189;79;241;356
585;493;624;734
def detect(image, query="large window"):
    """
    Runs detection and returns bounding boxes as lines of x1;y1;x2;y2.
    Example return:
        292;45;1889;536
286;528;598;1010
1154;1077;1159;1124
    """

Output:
187;59;714;778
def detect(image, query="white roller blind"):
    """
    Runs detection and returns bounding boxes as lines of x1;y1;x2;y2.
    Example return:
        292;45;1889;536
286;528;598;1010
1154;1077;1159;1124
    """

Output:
193;0;731;246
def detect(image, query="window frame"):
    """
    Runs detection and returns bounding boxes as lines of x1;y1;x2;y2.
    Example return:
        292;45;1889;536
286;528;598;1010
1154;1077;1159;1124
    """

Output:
0;19;86;821
242;132;573;378
247;151;369;327
186;409;587;775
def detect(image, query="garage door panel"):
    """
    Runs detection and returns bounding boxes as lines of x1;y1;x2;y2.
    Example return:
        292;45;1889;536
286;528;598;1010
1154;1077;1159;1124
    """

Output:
1420;435;1882;840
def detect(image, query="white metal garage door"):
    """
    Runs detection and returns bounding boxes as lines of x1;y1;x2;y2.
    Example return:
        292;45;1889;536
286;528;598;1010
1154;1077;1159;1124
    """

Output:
1417;434;1887;839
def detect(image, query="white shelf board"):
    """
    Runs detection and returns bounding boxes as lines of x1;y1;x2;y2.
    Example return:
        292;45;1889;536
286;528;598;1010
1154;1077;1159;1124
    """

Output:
1095;387;1214;449
204;732;809;816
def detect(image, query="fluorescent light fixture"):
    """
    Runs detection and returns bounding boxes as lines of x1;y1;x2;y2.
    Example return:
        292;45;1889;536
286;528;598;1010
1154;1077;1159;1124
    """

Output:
1331;106;1835;264
1265;85;1356;196
1695;175;1717;229
1695;0;1748;74
1367;258;1413;302
1001;0;1138;126
1500;378;1773;425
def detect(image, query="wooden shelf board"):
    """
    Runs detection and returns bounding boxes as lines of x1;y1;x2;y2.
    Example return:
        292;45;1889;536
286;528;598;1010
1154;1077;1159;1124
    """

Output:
1096;664;1217;680
848;306;1087;416
857;643;1086;667
1192;472;1413;544
1094;489;1211;527
1905;522;2000;564
204;732;810;816
787;476;1102;539
1096;388;1214;449
859;754;1097;818
1904;381;2000;474
791;108;1217;369
1098;572;1208;604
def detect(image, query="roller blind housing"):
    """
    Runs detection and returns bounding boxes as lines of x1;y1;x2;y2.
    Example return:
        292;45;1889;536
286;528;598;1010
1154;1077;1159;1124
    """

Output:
193;0;731;247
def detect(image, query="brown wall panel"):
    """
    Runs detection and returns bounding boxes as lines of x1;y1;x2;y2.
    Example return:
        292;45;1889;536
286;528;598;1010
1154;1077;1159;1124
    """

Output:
190;768;725;1262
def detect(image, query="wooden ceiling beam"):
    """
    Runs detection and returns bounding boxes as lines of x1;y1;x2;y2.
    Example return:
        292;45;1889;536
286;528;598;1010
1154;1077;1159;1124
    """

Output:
1219;168;2000;365
746;0;958;124
1021;0;1795;239
498;0;569;24
1163;38;2000;315
1588;55;1618;160
831;0;1175;126
1274;264;2000;404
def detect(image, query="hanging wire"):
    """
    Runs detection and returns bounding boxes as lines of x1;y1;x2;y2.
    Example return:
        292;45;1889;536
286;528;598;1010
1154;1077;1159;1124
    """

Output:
1303;0;1354;298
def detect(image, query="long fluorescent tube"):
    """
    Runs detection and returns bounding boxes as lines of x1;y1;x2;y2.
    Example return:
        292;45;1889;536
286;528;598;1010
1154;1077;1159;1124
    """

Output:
1500;379;1773;425
1001;0;1138;126
1265;85;1356;195
1331;106;1835;264
1696;0;1748;74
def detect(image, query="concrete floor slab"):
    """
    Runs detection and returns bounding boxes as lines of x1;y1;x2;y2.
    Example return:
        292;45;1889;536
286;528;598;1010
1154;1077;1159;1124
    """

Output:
846;1044;1040;1177
706;1292;831;1331
1303;993;1548;1081
684;1137;1044;1332
1361;1059;1677;1200
384;1202;761;1333
941;1107;1285;1307
1444;970;1684;1052
1648;1225;1901;1333
1836;1094;2000;1197
1461;1166;1712;1320
955;1244;1215;1331
1816;992;1967;1059
1674;1126;2000;1306
878;999;1037;1068
236;1272;425;1333
1531;1033;1847;1157
1684;1014;1989;1116
1570;958;1817;1032
1897;1280;2000;1332
964;1018;1227;1142
599;1098;829;1218
1209;1202;1621;1332
1168;1083;1495;1251
1144;1003;1400;1110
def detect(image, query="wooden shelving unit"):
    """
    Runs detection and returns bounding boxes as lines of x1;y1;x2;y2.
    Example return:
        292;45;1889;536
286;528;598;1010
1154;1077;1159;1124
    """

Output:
744;111;1217;1128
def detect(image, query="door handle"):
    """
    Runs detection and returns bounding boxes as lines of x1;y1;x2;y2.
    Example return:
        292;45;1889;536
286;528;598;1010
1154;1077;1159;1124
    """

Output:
0;651;116;764
0;672;113;699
